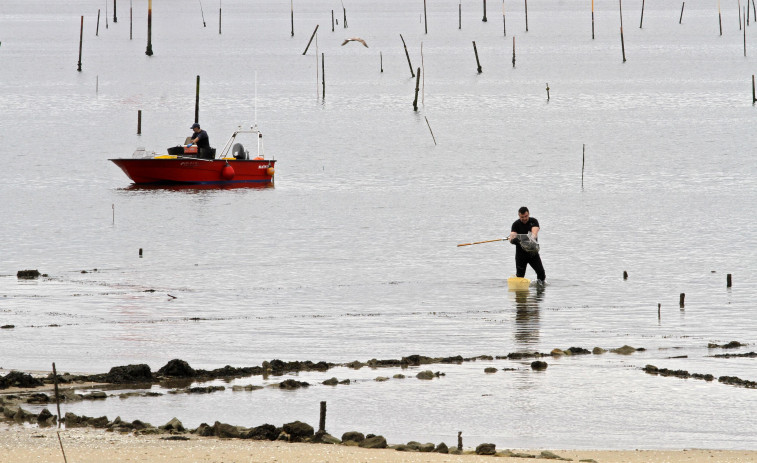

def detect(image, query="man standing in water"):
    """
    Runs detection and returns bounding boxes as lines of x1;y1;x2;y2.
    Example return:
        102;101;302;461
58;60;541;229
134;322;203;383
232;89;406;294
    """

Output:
508;206;546;285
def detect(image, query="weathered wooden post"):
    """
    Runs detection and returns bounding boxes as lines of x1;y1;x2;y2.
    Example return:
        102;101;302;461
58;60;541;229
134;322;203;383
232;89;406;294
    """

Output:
331;10;334;31
582;144;585;188
745;8;748;56
400;34;415;77
524;0;528;31
639;0;644;28
459;0;462;29
483;0;488;21
413;67;421;110
219;0;222;34
52;363;62;427
137;110;142;135
739;0;743;30
195;75;200;124
718;0;722;36
658;303;661;320
620;0;626;62
139;248;143;257
727;273;732;287
752;75;755;103
343;7;347;28
502;0;507;36
302;25;319;54
319;401;327;433
77;16;83;71
593;0;596;37
291;0;294;36
145;0;153;56
130;0;133;40
97;9;101;36
679;2;685;24
380;51;383;72
473;41;482;73
457;432;463;451
106;2;109;29
546;83;550;100
623;270;628;280
512;36;516;67
424;0;428;33
114;0;117;23
425;117;437;145
322;53;325;98
679;293;685;308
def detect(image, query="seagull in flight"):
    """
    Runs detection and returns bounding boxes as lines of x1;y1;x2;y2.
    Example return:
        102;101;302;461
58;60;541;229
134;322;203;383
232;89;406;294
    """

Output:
341;37;369;48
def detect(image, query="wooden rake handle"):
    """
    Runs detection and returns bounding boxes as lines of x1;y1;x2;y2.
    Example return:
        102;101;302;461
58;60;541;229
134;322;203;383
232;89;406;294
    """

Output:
457;238;505;247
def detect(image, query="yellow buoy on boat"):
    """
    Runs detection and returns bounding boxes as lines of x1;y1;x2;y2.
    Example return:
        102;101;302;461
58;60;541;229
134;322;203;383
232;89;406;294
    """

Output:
507;276;530;291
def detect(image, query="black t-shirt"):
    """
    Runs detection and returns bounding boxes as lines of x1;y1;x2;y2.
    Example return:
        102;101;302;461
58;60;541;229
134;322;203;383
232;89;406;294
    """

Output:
193;130;210;149
511;217;540;237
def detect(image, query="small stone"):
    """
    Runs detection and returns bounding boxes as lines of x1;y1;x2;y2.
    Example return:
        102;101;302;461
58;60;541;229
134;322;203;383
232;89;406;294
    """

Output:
531;361;548;371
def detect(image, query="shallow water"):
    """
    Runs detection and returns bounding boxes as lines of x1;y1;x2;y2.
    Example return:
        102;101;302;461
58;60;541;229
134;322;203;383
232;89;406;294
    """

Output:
2;0;757;450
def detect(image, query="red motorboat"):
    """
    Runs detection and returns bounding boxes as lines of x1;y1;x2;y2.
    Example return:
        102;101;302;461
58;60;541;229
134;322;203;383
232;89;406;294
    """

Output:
110;126;275;185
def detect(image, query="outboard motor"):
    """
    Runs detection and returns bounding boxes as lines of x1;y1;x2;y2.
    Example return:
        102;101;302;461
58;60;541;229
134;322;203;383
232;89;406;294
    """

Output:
232;143;247;160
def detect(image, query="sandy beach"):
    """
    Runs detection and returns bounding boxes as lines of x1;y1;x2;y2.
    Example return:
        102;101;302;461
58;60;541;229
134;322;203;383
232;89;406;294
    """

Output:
2;425;756;463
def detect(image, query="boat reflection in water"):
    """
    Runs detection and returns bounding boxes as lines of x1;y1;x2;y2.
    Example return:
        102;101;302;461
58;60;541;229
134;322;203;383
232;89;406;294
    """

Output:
511;284;545;347
120;181;274;193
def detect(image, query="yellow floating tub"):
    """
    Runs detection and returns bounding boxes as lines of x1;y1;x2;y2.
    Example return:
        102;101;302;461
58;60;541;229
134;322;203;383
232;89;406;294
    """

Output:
507;276;531;291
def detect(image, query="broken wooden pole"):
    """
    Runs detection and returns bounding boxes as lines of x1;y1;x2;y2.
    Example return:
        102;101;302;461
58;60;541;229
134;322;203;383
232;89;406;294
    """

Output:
752;75;755;103
302;24;319;55
623;270;628;280
97;9;101;36
458;432;463;451
582;144;585;187
679;2;685;24
195;75;200;123
291;0;294;36
511;36;516;67
130;0;133;40
640;0;644;28
137;110;142;134
459;0;462;29
424;0;428;33
380;51;383;72
114;0;118;22
219;0;222;34
145;0;153;56
679;293;685;308
473;41;482;73
727;273;732;287
413;67;421;110
52;363;62;427
331;10;334;31
546;82;550;100
343;7;347;28
593;0;596;37
502;0;506;36
425;116;437;145
483;0;488;22
400;34;415;77
322;52;325;98
139;248;143;257
658;303;661;319
719;0;723;36
620;26;626;62
524;0;528;31
77;16;83;71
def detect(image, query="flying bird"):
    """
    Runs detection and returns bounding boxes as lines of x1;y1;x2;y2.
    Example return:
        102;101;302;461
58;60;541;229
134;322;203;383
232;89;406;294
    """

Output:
341;37;369;48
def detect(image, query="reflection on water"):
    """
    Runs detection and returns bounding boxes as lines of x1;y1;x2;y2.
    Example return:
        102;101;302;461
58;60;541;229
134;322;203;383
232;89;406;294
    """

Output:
512;285;545;348
121;182;274;193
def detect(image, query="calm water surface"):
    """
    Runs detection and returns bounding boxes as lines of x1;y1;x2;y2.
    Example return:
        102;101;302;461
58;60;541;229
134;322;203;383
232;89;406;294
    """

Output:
1;0;757;449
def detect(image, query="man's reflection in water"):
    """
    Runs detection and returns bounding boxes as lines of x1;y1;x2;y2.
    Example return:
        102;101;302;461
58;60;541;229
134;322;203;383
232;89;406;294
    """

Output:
512;284;545;347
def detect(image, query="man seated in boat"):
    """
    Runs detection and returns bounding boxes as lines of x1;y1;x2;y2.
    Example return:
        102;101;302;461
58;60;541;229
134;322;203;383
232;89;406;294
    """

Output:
189;123;213;159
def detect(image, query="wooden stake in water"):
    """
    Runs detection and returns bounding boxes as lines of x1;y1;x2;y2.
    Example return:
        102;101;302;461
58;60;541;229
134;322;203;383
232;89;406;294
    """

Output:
380;51;383;72
620;26;627;62
640;0;644;28
546;82;550;101
623;270;628;280
679;293;685;308
322;52;325;98
459;0;462;29
302;25;319;55
97;9;101;36
291;0;294;36
198;0;206;27
130;0;133;40
400;34;415;77
424;0;428;33
457;432;463;451
473;41;482;73
512;36;516;67
319;401;327;433
343;5;347;28
114;0;117;23
145;0;153;56
658;303;661;320
413;67;421;110
753;0;756;23
679;2;685;24
331;10;334;32
582;144;585;188
195;75;200;123
425;116;437;145
137;110;142;135
619;0;624;28
752;75;756;103
719;0;723;36
592;0;596;38
502;0;506;36
106;1;109;29
77;16;83;72
727;273;732;287
524;0;528;31
744;8;748;56
52;363;62;427
739;0;743;31
219;0;222;34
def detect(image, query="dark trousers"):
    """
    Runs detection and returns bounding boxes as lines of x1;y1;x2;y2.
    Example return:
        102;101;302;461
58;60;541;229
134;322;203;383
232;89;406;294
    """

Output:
515;250;546;281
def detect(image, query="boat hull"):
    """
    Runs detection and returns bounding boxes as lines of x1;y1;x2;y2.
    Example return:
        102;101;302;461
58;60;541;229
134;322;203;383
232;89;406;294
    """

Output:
110;158;275;185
